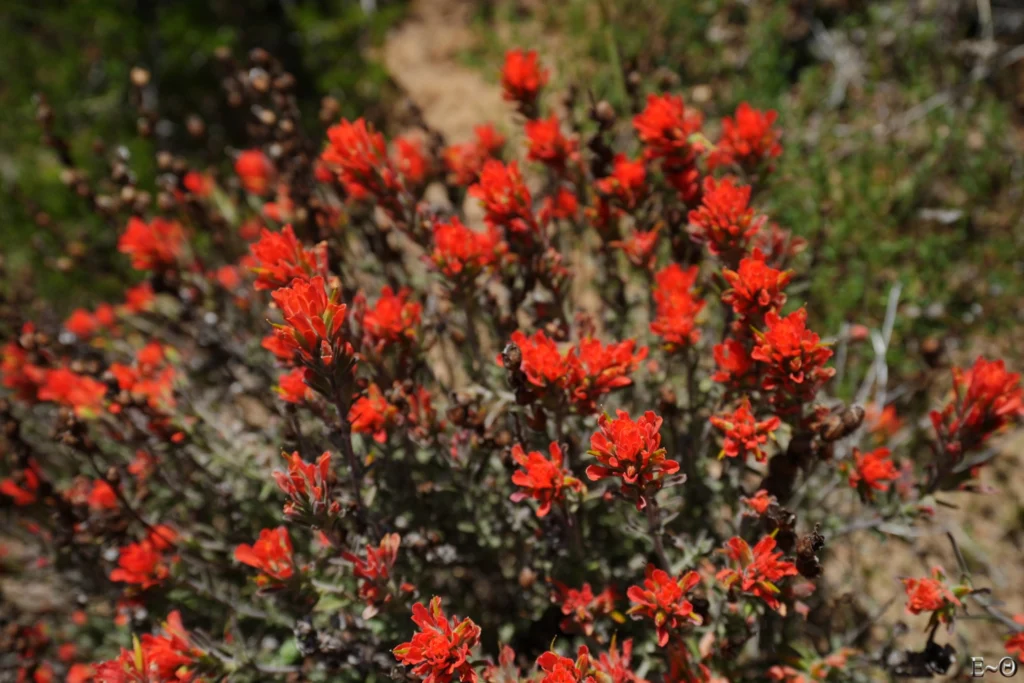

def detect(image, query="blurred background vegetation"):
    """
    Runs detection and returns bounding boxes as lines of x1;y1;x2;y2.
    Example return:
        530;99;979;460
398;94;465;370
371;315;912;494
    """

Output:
3;0;1023;396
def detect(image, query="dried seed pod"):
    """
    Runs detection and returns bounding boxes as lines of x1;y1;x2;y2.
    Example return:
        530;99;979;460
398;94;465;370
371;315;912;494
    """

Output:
819;405;865;441
795;524;825;578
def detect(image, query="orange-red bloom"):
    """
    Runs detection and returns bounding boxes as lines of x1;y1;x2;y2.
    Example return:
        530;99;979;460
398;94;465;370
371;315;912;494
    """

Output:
1;461;41;506
710;398;781;462
341;533;403;607
248;225;327;291
551;581;616;637
93;610;198;682
109;342;176;412
721;249;792;321
510;441;582;518
650;264;705;349
268;276;350;367
1005;615;1024;662
236;149;275;195
687;177;764;263
393;597;481;683
395;135;430;188
273;450;336;517
742;489;776;515
930;356;1022;459
626;565;702;647
611;228;660;271
570;338;647;415
586;410;678;509
716;535;798;611
37;368;107;417
595;638;647;683
595;154;647;210
349;384;396;444
359;286;422;349
429;217;507;280
110;526;178;589
536;646;596;683
443;124;506;187
902;567;962;624
750;308;834;405
707;102;782;173
633;93;704;203
469;160;537;237
846;447;899;497
234;526;296;587
500;48;549;109
275;367;311;403
322;118;399;203
712;338;756;389
525;114;577;170
117;217;187;271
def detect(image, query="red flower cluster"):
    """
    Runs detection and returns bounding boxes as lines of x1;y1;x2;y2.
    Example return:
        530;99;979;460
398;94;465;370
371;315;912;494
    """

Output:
93;611;198;683
510;441;582;518
551;581;616;636
1;460;42;506
429;217;507;281
273;450;337;518
595;154;647;211
930;356;1022;458
37;367;107;417
1005;616;1024;662
536;646;597;683
525;114;578;171
443;124;505;186
751;309;834;405
721;249;792;322
633;93;704;203
846;447;899;498
322;118;399;202
595;639;647;683
902;567;963;624
117;217;187;271
275;366;311;403
109;525;178;589
248;224;327;291
469;160;537;237
611;227;660;271
358;286;422;349
650;264;705;350
716;535;798;610
236;148;275;195
393;597;482;683
64;304;116;339
712;338;756;390
687;177;764;264
501;48;549;110
626;565;702;647
234;526;296;587
586;410;678;510
710;398;781;462
349;383;397;443
707;102;782;172
395;135;430;188
109;342;176;412
741;489;776;515
343;533;413;613
267;275;350;367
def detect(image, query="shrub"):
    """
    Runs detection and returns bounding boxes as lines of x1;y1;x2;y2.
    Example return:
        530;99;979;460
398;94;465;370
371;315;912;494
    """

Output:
1;47;1022;682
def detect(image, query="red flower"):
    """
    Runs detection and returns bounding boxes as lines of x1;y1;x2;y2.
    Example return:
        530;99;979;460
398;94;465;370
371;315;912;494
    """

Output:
750;309;834;404
236;149;275;195
248;224;327;291
626;565;702;647
741;489;776;515
595;154;647;210
359;286;422;348
322;118;399;203
721;249;793;321
846;447;899;497
510;442;582;518
536;646;597;683
341;533;403;607
275;367;311;403
395;135;430;188
1005;615;1024;662
183;170;213;197
469;160;537;236
712;338;756;389
710;398;781;462
269;275;350;367
234;526;296;587
586;410;678;509
87;480;120;511
273;450;337;518
429;217;507;280
611;227;660;271
650;264;705;350
65;309;100;338
110;527;178;589
540;187;580;224
716;535;798;610
930;356;1022;459
443;124;506;187
109;342;176;412
37;368;107;417
393;597;482;683
551;581;615;636
687;177;764;263
1;461;41;506
93;610;198;682
707;102;782;172
525;114;577;170
117;217;187;271
502;329;577;397
595;639;648;683
633;94;703;162
571;338;647;414
122;283;155;314
349;383;396;443
500;48;549;109
1;337;47;401
902;567;962;624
